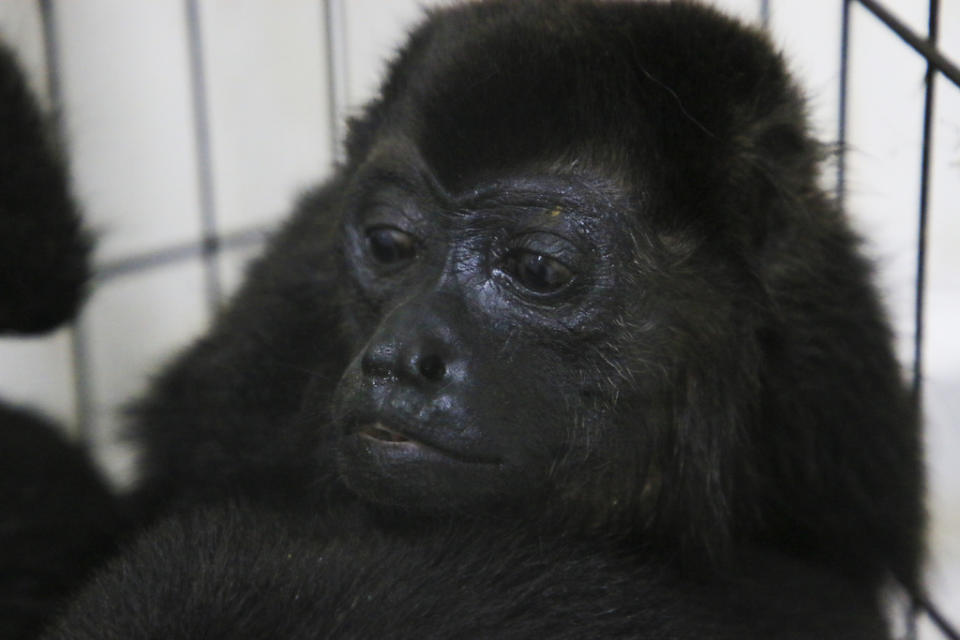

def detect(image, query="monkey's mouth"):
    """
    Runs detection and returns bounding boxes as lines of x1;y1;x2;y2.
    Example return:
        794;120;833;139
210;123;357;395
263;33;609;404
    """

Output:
357;422;414;444
345;420;500;465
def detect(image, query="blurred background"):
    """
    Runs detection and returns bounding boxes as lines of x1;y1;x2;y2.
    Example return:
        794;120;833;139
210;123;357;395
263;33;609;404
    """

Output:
0;0;956;636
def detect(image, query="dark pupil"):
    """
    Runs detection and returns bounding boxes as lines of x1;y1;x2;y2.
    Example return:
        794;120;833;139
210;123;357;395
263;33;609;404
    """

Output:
509;251;572;293
367;227;416;263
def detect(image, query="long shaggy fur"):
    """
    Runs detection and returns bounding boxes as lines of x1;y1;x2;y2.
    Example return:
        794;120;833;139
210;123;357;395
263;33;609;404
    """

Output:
45;502;888;640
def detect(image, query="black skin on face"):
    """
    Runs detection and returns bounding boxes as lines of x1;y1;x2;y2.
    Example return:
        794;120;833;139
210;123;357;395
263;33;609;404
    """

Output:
330;151;640;514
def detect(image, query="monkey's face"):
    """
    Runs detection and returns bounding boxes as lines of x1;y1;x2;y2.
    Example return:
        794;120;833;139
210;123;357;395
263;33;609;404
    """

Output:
314;0;753;524
328;146;654;513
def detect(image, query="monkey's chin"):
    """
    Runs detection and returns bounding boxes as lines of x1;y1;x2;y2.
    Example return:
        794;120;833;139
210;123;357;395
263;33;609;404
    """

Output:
334;431;503;510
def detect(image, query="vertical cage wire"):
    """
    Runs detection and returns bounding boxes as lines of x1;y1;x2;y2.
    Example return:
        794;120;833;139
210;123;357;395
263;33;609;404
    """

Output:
38;0;95;447
184;0;223;313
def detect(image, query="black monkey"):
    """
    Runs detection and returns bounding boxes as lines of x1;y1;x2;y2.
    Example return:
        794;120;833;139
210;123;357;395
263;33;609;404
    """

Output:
0;43;119;640
14;0;929;637
131;0;922;587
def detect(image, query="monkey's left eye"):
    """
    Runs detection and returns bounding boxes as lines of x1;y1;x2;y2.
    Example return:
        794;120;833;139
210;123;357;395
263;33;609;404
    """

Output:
365;226;417;264
502;250;573;294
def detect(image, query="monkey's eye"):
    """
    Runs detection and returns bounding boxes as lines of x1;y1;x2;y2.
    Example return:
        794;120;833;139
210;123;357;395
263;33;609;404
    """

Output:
365;226;417;264
502;250;573;294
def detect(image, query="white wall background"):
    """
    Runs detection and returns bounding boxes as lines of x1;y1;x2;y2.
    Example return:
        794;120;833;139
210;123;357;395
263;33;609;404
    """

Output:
0;0;956;635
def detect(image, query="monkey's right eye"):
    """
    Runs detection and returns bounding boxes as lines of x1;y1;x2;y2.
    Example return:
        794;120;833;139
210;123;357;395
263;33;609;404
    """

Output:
365;226;418;264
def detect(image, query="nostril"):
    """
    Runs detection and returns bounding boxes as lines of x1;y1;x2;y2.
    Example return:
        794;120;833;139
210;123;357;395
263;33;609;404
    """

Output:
361;343;395;378
417;353;446;382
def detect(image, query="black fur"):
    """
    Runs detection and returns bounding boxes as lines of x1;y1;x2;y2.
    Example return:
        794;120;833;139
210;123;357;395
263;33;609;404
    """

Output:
0;44;88;334
45;502;888;640
0;43;115;640
0;408;119;640
3;1;926;638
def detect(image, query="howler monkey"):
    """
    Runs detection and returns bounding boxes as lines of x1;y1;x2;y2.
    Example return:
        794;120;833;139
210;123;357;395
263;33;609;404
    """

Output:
4;1;925;638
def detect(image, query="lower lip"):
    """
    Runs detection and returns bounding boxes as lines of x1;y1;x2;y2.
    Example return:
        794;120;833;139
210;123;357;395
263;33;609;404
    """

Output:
346;431;450;464
342;422;501;466
359;431;419;449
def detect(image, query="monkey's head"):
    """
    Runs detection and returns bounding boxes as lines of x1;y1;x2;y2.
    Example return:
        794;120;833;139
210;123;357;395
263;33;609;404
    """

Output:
313;0;923;585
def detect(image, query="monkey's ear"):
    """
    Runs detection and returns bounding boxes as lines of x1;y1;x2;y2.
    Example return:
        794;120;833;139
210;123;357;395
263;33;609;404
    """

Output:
730;103;823;254
0;44;90;335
